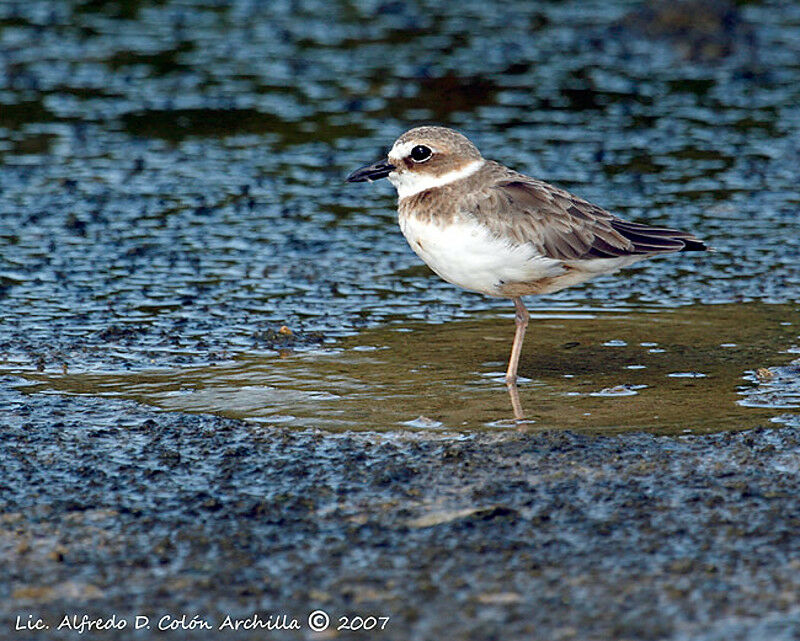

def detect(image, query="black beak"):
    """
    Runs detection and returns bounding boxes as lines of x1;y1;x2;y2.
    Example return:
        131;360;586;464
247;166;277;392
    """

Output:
346;159;395;183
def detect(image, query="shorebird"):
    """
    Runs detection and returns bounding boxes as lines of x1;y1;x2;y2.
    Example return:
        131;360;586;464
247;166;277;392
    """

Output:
346;126;707;416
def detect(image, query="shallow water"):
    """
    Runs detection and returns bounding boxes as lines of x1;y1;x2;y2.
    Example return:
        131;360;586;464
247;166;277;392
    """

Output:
12;303;799;433
1;0;800;430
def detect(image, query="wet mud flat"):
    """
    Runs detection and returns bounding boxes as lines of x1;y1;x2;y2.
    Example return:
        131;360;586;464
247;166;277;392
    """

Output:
4;385;800;641
2;0;800;638
3;301;800;641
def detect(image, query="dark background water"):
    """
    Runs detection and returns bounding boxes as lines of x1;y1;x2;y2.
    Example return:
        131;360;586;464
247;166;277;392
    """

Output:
1;0;799;372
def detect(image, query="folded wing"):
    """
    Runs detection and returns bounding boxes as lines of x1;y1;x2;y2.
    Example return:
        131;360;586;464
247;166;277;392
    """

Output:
464;173;707;261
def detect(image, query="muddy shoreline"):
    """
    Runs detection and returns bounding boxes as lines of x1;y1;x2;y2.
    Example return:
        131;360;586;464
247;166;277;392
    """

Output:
4;384;800;640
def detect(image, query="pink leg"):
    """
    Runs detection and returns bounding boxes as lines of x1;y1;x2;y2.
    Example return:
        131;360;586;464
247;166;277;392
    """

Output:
505;297;529;387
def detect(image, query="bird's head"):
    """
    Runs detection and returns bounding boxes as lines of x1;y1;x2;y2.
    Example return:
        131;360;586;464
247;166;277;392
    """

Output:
346;126;484;199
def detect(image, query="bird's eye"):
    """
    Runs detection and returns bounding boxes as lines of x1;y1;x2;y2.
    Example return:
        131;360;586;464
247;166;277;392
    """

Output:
410;145;432;162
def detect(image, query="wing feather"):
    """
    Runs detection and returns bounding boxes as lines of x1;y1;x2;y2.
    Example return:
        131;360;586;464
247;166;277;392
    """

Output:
461;169;707;261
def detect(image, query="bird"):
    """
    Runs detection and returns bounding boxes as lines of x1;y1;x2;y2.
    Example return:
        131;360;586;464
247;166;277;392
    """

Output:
346;126;707;417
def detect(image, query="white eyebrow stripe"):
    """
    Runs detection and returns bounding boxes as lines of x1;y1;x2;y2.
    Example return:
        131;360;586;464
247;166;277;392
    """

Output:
389;140;437;159
389;159;485;199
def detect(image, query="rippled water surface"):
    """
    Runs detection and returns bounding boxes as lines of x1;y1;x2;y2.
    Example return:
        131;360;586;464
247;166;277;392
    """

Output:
11;303;800;433
1;0;799;430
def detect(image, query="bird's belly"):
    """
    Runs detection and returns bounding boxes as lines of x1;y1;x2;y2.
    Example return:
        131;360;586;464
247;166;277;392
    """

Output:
398;214;563;297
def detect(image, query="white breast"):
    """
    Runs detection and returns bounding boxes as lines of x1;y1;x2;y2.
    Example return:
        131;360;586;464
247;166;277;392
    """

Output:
398;214;565;297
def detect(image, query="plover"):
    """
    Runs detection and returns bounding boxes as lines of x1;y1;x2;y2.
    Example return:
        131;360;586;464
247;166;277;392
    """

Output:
346;126;707;412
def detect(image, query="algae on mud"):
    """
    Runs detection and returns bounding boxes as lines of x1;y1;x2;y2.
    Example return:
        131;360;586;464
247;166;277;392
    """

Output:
12;303;799;434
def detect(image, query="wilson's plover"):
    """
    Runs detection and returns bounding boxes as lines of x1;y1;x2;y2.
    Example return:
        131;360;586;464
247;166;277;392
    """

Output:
347;126;707;414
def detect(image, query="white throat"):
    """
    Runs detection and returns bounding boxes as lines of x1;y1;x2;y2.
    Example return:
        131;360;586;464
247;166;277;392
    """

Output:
388;159;485;200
